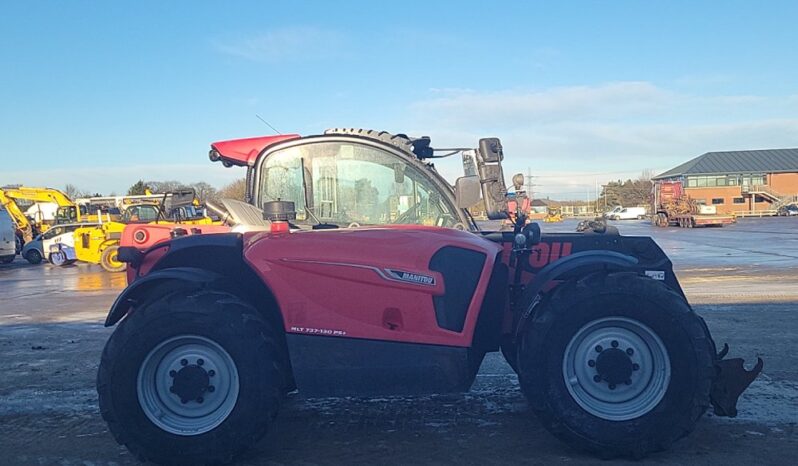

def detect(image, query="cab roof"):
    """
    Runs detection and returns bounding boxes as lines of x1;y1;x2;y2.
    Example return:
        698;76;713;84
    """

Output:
210;134;301;167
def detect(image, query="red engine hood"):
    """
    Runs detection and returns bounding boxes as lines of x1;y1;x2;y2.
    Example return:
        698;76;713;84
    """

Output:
121;223;233;250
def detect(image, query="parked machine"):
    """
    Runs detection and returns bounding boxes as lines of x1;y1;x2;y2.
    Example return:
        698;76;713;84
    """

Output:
0;186;110;242
54;190;218;272
543;206;563;222
653;181;735;227
98;129;761;465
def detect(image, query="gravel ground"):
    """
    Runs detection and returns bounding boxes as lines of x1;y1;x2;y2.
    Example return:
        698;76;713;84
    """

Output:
1;217;796;465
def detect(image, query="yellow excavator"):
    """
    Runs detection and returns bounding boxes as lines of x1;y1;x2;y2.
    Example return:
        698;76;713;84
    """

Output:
0;186;106;242
57;190;219;272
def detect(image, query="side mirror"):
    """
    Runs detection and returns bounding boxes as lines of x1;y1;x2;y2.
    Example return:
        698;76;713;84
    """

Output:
454;176;481;209
476;138;508;219
479;138;503;163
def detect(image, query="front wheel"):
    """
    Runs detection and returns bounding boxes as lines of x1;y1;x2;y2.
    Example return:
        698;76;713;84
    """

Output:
97;290;285;465
100;245;126;272
517;272;714;458
25;249;43;264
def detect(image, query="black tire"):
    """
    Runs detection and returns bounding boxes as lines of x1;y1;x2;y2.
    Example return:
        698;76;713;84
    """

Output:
517;272;714;458
25;249;43;264
100;245;126;272
97;290;285;465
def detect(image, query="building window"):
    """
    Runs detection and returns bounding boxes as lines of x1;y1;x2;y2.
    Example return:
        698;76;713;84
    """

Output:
694;199;706;205
754;195;768;203
741;174;767;186
712;198;724;205
733;197;745;204
686;175;731;187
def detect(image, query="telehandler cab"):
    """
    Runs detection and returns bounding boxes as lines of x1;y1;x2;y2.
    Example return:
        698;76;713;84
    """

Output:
98;129;762;465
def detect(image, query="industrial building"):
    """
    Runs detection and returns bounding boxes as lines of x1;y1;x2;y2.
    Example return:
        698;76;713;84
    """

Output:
653;148;798;215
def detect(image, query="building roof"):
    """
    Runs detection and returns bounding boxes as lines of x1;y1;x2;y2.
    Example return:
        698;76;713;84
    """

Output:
653;148;798;180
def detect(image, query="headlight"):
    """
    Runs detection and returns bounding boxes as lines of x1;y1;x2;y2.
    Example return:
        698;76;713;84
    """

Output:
133;229;148;244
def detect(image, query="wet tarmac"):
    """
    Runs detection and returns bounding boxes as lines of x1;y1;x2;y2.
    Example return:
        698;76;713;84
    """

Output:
0;217;797;465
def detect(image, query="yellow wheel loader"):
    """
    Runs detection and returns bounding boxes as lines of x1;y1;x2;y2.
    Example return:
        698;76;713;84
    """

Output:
543;207;563;223
53;190;221;272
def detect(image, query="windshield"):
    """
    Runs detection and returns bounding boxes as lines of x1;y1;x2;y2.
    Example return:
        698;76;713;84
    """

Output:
258;142;460;227
122;205;160;222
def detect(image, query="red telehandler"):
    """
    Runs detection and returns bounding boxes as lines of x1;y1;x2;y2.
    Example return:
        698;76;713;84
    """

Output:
99;129;761;464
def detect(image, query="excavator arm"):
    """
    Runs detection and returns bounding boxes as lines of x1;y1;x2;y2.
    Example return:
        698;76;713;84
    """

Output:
0;187;79;239
0;186;75;206
0;190;35;240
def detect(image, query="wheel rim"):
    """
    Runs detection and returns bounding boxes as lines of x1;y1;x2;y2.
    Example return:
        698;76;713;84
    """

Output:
562;317;671;421
137;335;239;436
27;250;41;263
50;250;66;266
104;248;123;270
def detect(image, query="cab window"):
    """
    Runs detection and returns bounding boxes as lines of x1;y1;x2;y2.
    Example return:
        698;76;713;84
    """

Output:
42;227;64;239
124;205;160;222
258;142;459;227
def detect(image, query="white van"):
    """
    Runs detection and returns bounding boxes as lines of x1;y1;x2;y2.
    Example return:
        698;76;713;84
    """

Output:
608;206;647;220
603;206;623;218
0;207;18;264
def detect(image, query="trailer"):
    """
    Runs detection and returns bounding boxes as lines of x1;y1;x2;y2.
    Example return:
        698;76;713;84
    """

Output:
652;181;735;227
666;212;736;228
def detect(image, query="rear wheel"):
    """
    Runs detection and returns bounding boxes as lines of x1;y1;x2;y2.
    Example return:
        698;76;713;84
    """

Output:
517;272;714;458
97;290;285;465
100;245;126;272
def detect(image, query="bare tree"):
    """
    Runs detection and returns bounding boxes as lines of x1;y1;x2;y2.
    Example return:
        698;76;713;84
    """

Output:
638;169;655;181
145;180;188;193
191;182;218;203
64;183;80;199
218;179;247;201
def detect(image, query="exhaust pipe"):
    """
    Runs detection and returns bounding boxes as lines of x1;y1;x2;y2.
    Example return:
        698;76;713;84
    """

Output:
205;200;233;226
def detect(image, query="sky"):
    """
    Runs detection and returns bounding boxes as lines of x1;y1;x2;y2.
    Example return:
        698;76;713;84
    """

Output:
2;0;798;199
